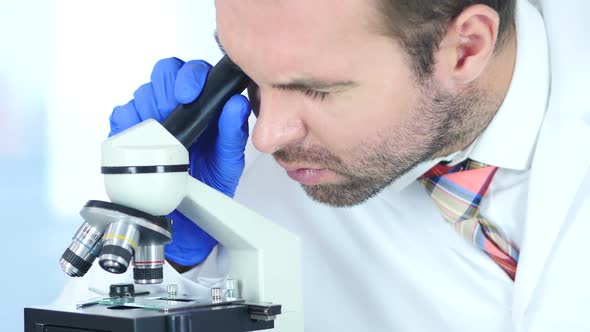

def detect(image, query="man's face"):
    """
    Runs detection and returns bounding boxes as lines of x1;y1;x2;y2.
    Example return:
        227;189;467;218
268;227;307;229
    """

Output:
215;0;484;207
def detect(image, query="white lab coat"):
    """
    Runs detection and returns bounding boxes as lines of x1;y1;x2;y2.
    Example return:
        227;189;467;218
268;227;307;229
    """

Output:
55;1;590;331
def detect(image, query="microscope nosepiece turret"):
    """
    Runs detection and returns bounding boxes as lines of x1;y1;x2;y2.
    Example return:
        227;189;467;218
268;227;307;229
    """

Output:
60;200;172;282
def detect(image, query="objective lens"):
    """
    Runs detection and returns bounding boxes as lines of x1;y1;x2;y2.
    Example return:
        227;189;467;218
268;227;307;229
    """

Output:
99;221;140;274
133;244;165;284
60;222;104;277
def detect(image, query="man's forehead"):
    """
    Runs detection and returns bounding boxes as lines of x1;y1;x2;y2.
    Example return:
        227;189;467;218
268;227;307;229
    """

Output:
215;0;372;44
215;0;377;82
215;0;372;22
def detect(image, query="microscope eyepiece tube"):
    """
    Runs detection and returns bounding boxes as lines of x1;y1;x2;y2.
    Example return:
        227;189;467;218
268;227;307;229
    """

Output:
60;221;104;277
162;55;251;149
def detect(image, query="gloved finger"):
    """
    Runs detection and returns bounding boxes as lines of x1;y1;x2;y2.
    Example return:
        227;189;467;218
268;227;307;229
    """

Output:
150;57;184;117
215;94;252;160
165;210;218;267
174;60;212;104
108;100;142;137
133;82;161;121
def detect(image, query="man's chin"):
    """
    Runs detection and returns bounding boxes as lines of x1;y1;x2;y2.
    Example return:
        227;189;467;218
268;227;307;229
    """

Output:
300;180;384;208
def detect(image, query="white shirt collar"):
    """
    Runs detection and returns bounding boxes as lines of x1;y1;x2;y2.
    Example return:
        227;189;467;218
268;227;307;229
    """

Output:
450;0;550;170
385;0;549;193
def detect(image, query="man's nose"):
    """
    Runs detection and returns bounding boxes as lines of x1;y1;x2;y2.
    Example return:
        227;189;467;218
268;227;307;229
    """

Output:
251;90;306;154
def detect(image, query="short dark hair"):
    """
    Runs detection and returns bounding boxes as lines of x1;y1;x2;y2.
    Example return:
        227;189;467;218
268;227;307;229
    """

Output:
376;0;516;80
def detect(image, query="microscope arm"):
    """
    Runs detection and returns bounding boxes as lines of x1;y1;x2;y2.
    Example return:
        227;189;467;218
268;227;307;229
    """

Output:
178;176;304;332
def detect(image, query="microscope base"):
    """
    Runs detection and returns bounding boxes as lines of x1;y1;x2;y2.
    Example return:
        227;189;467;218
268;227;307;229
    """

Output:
25;302;277;332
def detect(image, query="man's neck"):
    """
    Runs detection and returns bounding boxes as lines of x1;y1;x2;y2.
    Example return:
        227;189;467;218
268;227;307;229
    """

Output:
436;29;518;159
483;29;518;116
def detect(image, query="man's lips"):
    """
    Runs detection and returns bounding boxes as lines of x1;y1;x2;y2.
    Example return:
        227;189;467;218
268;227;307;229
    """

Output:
276;161;334;185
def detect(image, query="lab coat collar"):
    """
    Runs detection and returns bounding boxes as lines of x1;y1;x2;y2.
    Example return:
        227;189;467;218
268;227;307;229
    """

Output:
511;0;590;326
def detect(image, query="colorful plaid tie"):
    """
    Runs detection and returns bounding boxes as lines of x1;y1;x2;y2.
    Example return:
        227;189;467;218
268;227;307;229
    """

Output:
421;159;519;280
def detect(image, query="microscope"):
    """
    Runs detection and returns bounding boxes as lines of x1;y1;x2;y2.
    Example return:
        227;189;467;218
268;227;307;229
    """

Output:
24;56;303;332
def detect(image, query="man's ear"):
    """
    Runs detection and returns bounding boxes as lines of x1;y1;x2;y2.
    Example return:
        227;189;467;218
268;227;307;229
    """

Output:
436;4;500;88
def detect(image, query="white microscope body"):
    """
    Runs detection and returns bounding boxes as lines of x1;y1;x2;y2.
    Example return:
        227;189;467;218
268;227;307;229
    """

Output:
102;117;303;332
99;54;304;332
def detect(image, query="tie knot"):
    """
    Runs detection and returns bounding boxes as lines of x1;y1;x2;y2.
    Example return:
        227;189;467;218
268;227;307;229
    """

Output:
422;159;490;178
420;159;518;280
421;159;498;220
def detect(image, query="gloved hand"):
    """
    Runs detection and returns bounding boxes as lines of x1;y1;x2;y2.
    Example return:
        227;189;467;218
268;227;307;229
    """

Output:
108;57;251;267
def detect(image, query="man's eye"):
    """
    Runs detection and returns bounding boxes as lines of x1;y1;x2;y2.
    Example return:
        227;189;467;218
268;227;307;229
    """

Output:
303;89;329;101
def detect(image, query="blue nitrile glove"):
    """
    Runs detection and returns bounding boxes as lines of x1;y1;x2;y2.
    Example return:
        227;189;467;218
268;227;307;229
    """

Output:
108;57;251;267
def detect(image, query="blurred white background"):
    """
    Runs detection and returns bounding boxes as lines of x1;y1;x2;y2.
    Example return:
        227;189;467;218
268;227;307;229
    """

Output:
0;0;224;328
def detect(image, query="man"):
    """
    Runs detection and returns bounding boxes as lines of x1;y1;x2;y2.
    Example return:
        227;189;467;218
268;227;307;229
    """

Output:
57;0;590;331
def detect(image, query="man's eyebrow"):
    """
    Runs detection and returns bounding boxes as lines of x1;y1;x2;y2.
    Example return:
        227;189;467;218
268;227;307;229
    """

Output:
214;30;244;70
214;30;356;91
272;79;357;91
214;30;227;56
